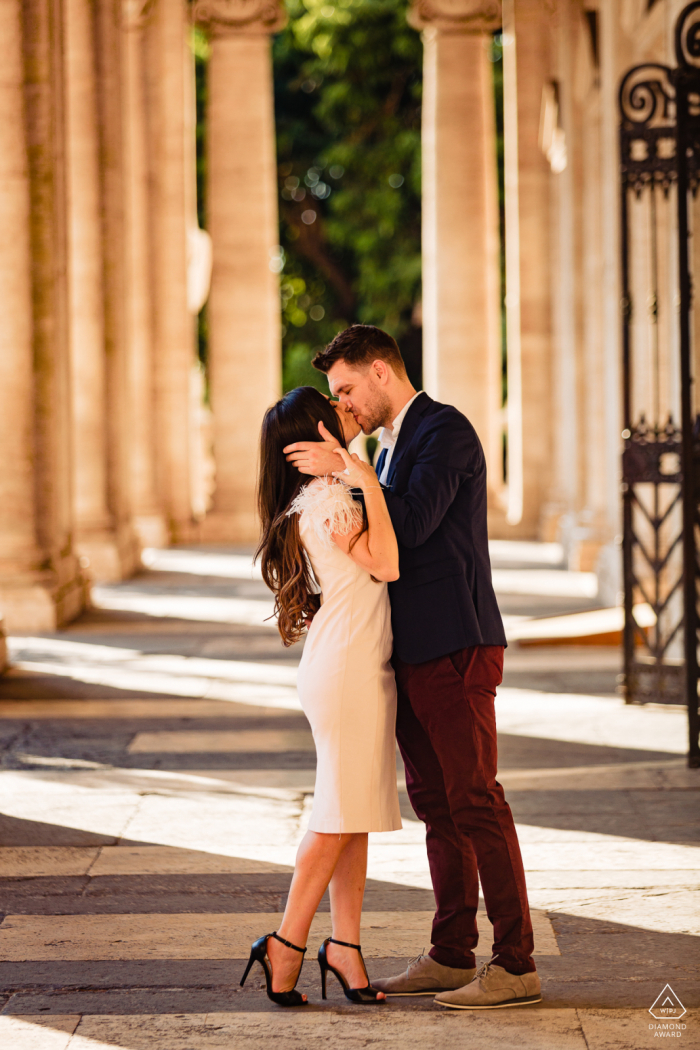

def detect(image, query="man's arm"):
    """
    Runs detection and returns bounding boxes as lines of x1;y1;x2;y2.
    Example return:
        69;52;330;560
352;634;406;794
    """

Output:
381;419;480;549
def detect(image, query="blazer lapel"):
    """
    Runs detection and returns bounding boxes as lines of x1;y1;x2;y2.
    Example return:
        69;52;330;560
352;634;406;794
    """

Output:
384;392;432;486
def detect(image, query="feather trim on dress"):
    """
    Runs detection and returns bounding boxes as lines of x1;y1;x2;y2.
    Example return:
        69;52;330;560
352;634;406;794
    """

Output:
287;477;364;549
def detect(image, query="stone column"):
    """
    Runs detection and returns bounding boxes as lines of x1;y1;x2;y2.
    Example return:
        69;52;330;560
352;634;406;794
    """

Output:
0;0;48;629
93;0;142;576
145;0;197;542
595;0;623;602
195;0;285;543
64;0;133;580
410;0;504;513
122;0;168;549
501;0;553;536
12;0;87;629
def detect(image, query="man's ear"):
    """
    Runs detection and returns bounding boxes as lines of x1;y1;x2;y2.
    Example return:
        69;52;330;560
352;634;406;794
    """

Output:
372;359;390;385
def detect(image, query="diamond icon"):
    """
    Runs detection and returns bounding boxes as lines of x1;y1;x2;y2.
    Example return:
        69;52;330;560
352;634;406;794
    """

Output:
649;985;686;1020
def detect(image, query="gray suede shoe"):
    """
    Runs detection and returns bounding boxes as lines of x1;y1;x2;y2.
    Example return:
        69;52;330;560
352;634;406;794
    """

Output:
372;953;476;997
434;961;541;1010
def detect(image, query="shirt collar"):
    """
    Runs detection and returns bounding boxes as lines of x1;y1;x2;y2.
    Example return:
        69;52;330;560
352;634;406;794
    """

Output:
378;391;422;450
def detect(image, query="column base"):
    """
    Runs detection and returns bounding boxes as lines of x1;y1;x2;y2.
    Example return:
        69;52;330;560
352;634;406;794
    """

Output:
0;560;89;633
197;509;259;545
133;514;169;550
75;526;142;582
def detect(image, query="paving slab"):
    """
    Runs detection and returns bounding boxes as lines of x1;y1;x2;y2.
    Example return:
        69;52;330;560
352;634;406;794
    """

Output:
92;1008;593;1050
0;850;99;878
0;699;301;719
1;547;697;1049
1;1008;594;1050
90;846;293;876
0;1016;79;1050
127;729;315;753
0;910;559;960
579;1008;699;1049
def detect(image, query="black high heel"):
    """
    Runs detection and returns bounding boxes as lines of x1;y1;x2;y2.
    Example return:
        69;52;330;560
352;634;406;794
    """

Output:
240;931;308;1007
318;937;386;1004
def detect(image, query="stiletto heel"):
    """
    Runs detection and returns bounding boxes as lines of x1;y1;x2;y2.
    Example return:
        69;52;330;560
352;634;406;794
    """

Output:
318;937;386;1004
240;931;308;1007
239;954;255;987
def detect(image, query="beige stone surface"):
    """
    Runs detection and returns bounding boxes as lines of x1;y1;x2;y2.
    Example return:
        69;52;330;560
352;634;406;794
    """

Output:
0;767;307;802
90;846;292;876
0;777;143;841
0;699;296;719
0;847;99;877
0;910;557;961
72;1009;590;1050
579;1009;698;1050
9;1010;692;1050
527;888;700;938
498;759;695;792
127;729;314;753
0;1016;79;1050
524;869;700;890
516;838;700;870
494;689;688;755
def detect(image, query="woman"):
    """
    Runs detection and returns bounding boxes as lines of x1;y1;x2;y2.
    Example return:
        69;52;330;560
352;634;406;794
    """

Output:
240;386;402;1006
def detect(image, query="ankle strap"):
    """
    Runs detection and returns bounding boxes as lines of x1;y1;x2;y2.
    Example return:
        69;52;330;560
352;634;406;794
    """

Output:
271;931;307;954
329;937;362;951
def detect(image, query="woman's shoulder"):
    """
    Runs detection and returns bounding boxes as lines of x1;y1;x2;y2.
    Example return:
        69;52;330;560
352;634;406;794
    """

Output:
287;477;363;547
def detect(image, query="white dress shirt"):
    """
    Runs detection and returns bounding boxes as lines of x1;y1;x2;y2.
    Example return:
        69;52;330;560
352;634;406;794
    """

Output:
378;392;423;485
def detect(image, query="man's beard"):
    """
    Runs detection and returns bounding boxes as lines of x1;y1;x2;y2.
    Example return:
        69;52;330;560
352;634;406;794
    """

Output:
361;389;393;434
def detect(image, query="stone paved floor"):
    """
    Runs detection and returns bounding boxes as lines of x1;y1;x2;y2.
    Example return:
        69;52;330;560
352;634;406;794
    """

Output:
0;544;698;1049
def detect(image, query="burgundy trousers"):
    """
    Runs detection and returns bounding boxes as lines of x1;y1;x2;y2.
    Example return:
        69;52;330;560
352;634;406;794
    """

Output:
393;644;535;974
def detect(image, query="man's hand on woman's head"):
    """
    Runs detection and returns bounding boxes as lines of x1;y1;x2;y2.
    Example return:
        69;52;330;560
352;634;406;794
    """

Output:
284;421;346;476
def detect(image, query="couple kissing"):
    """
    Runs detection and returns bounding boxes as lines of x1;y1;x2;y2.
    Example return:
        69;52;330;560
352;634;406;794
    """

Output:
242;324;540;1011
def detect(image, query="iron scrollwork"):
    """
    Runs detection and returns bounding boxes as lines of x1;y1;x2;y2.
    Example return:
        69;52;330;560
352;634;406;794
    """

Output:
619;64;677;193
622;419;686;706
676;0;700;70
619;3;700;764
676;1;700;193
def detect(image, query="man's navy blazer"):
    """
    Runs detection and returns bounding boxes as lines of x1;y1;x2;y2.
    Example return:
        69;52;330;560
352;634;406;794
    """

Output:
376;392;506;664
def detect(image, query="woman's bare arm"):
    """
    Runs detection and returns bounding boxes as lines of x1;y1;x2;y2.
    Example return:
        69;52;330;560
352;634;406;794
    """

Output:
329;448;399;582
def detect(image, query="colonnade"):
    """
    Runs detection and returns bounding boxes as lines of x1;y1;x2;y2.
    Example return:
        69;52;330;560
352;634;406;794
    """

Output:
412;0;659;593
0;0;684;651
0;0;283;641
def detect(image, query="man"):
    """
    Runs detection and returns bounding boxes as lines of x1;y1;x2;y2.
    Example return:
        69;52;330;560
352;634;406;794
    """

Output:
284;325;540;1010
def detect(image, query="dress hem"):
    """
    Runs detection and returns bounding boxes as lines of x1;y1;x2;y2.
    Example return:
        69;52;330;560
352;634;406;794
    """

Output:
308;818;403;834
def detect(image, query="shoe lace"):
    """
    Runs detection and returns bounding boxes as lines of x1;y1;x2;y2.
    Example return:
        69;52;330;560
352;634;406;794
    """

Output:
476;954;501;981
407;949;427;973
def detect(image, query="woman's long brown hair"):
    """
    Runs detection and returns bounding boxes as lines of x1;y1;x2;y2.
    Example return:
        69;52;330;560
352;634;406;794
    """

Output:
255;386;355;647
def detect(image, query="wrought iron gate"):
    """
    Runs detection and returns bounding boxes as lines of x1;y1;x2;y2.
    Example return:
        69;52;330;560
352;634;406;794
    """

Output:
619;2;700;765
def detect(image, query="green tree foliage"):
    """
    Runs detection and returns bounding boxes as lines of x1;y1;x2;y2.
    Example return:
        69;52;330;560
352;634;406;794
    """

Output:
273;0;423;391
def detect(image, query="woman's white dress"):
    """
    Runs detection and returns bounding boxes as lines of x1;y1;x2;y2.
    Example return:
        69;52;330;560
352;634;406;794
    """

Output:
289;478;402;834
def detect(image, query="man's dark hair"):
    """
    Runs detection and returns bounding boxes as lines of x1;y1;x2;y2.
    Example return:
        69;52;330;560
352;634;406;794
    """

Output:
312;324;407;377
